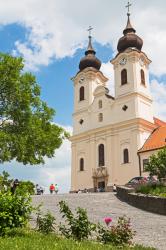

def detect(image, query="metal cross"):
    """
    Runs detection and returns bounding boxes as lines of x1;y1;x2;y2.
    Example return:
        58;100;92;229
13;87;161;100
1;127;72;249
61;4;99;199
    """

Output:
87;26;93;37
125;1;132;14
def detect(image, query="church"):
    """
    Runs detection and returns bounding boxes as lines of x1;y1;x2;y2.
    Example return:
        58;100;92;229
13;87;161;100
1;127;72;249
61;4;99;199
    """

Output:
70;8;166;192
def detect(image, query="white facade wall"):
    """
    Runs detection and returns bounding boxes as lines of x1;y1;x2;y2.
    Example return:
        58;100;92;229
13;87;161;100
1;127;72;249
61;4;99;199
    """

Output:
70;49;155;192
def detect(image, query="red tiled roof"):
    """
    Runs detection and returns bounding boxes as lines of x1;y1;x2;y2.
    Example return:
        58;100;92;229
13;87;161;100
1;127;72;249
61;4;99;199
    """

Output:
139;118;166;153
154;117;166;127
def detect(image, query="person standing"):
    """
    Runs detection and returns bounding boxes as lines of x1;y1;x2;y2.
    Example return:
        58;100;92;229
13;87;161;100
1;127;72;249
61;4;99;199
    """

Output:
113;184;117;192
11;179;19;194
40;186;44;195
55;184;59;194
36;184;41;195
49;184;55;194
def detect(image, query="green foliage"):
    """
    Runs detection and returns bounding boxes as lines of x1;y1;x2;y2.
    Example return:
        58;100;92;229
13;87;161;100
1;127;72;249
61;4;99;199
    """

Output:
0;171;11;192
0;171;35;195
136;183;166;197
97;216;135;246
145;148;166;180
0;229;155;250
0;53;67;165
59;200;96;241
36;211;56;234
0;191;33;235
17;181;35;195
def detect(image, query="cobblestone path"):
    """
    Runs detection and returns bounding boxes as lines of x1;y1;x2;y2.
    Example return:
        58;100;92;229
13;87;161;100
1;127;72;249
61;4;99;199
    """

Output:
32;193;166;250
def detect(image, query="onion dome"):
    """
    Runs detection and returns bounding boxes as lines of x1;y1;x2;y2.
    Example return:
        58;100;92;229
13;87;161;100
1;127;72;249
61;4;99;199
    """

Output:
117;14;143;53
79;36;101;71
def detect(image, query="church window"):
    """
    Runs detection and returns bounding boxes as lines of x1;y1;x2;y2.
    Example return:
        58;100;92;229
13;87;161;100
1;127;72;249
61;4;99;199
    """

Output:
141;69;145;85
98;113;103;122
122;105;128;111
79;86;84;101
80;158;84;171
123;148;129;164
121;69;127;85
99;100;102;109
79;119;84;125
98;144;105;166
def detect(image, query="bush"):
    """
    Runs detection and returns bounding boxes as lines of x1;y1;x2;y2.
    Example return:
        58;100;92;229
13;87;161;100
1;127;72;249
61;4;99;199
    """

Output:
97;216;135;246
144;147;166;180
16;181;35;195
59;200;96;240
0;171;35;195
136;183;166;197
0;171;11;192
0;191;33;236
36;211;56;234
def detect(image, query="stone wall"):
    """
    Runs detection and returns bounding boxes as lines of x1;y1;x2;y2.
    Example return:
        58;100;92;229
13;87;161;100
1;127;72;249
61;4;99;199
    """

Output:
117;186;166;215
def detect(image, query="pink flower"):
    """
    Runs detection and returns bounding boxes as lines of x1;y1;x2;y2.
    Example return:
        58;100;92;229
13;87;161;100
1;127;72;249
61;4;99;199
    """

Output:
104;217;112;226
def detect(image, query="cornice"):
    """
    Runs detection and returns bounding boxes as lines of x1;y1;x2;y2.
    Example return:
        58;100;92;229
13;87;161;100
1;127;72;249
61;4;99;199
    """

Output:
111;49;151;66
70;118;156;142
72;68;108;83
116;91;153;103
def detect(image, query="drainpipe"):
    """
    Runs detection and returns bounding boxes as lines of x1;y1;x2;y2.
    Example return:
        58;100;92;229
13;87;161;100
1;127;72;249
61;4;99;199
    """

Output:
138;153;142;176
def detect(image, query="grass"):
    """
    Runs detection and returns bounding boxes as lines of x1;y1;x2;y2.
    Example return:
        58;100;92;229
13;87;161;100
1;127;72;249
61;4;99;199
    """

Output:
0;229;156;250
136;183;166;197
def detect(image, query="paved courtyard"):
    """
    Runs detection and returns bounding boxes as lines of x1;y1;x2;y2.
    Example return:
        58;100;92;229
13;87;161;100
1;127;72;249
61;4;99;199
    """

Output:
32;193;166;250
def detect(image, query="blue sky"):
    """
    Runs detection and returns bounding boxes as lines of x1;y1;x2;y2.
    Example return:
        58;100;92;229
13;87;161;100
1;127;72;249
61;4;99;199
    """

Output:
0;0;166;193
0;23;113;125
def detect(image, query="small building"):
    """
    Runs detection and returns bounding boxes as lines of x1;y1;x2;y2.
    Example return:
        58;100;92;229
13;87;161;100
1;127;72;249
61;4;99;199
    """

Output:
138;118;166;176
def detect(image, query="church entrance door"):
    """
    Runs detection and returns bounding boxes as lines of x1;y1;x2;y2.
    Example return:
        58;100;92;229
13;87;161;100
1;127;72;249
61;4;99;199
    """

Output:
98;181;105;192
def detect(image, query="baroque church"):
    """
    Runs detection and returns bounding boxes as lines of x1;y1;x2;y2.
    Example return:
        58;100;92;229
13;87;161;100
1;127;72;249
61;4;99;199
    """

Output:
70;9;166;192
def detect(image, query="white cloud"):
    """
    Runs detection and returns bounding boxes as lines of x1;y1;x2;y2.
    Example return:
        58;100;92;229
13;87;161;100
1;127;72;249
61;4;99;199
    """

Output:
0;0;166;74
150;79;166;121
101;62;114;96
0;125;72;193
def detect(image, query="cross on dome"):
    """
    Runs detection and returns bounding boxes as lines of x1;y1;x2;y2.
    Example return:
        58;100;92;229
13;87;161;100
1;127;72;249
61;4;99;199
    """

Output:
78;25;101;71
117;1;143;53
125;1;132;15
86;26;95;52
87;26;93;37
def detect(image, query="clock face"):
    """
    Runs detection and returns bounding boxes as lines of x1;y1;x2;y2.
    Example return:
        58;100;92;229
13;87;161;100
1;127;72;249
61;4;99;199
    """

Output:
119;57;127;65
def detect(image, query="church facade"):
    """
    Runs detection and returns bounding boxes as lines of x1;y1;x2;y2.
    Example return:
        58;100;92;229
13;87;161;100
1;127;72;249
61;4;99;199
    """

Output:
70;13;166;192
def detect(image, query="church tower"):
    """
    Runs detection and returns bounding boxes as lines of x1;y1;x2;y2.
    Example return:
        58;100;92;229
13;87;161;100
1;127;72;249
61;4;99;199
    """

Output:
70;7;156;193
72;31;108;136
111;11;154;124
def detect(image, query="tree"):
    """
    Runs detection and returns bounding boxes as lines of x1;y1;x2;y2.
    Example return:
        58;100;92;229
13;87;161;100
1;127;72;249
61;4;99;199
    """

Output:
145;147;166;180
0;171;11;191
0;53;67;165
17;180;35;195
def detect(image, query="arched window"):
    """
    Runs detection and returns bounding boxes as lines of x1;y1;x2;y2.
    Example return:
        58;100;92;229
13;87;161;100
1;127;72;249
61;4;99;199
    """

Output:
98;144;105;166
98;100;102;109
121;69;127;85
141;69;145;85
80;158;84;171
98;113;103;122
79;86;84;101
123;148;129;164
